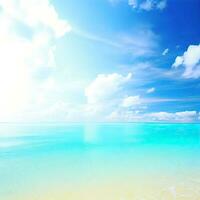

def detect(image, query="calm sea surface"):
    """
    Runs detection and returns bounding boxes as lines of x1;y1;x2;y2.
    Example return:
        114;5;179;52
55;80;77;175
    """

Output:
0;123;200;200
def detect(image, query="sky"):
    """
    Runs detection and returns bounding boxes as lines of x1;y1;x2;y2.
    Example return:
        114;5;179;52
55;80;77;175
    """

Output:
0;0;199;122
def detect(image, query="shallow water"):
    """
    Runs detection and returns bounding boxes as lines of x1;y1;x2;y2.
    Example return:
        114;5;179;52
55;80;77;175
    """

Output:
0;123;200;200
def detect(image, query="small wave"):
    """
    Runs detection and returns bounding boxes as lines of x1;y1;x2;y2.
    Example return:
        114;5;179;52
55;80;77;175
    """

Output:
0;141;25;149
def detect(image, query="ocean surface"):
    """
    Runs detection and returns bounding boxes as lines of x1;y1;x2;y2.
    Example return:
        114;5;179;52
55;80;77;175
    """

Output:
0;123;200;200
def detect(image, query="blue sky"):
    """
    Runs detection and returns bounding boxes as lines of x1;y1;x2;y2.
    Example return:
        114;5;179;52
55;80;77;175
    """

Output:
0;0;199;122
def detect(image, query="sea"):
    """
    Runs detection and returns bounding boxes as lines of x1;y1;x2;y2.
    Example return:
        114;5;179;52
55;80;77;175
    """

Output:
0;123;200;200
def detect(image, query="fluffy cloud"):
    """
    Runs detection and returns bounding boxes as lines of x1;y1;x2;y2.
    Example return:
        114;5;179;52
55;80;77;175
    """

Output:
106;109;141;121
85;73;132;104
172;44;200;78
84;72;198;122
147;111;198;122
128;0;167;11
107;110;198;122
140;0;153;10
122;95;141;107
146;87;155;93
84;73;132;119
0;0;71;120
0;0;71;37
173;56;183;68
128;0;137;8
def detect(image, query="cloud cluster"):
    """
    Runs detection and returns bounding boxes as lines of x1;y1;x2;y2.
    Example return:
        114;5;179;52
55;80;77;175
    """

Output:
147;111;198;122
172;44;200;79
0;0;71;37
84;73;132;119
128;0;167;11
32;69;199;122
122;95;141;107
84;72;199;123
107;110;199;122
85;73;132;104
0;0;71;120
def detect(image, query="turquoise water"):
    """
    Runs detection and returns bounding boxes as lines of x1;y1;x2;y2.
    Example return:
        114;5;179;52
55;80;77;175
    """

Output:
0;123;200;199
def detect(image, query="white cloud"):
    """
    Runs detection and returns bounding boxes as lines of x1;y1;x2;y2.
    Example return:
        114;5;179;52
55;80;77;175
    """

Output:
128;0;138;8
83;70;199;122
84;73;187;122
23;101;80;122
172;44;200;78
162;48;169;55
106;109;141;121
107;110;198;122
173;56;184;68
85;73;132;104
128;0;167;11
83;73;133;120
0;0;71;121
147;111;197;122
146;87;155;93
0;0;71;38
122;95;141;107
140;0;153;11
